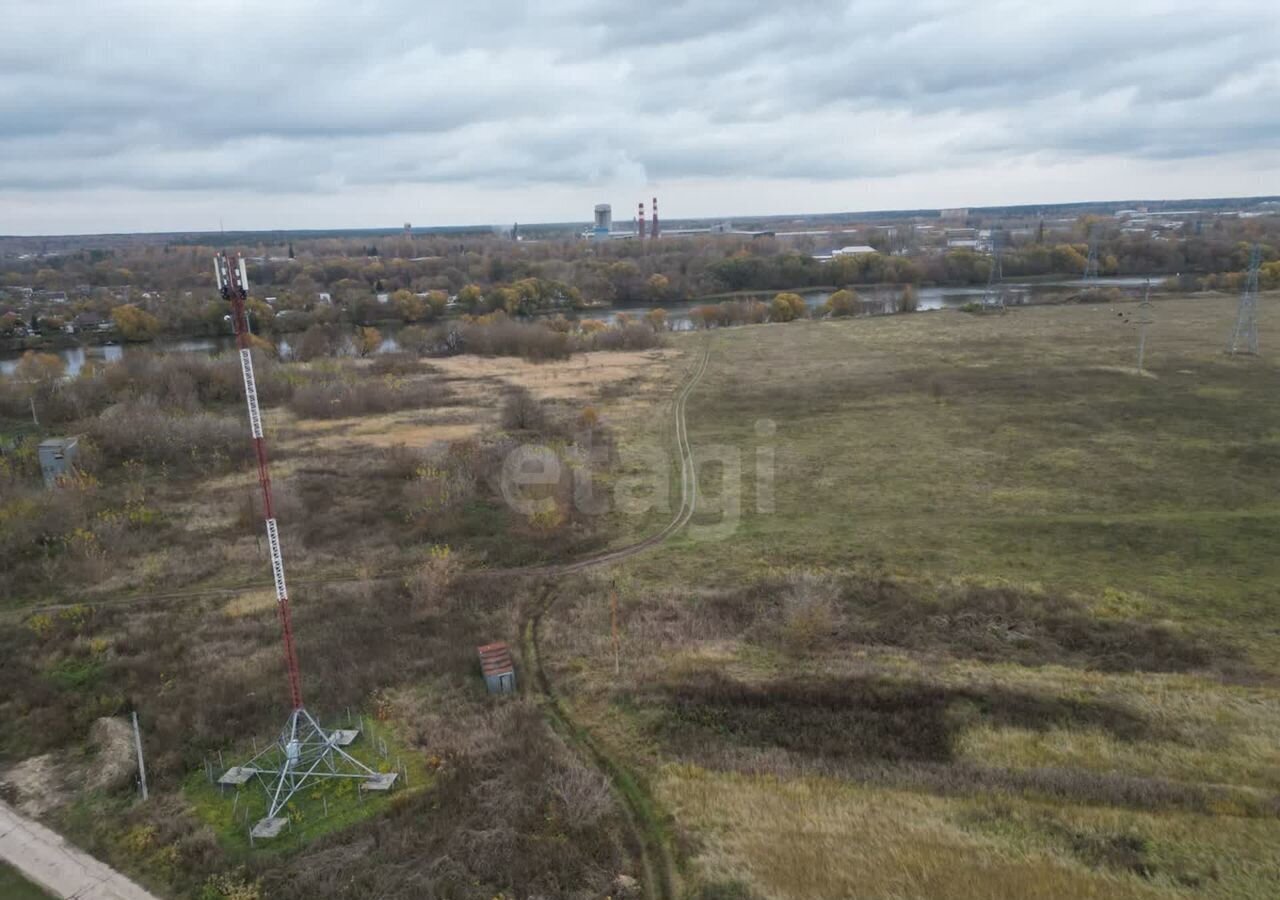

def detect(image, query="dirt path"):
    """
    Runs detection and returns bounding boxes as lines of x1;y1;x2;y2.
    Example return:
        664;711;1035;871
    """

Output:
0;801;159;900
3;340;707;624
517;339;710;900
0;341;710;900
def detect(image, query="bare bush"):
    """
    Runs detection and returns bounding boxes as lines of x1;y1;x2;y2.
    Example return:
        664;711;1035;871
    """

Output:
779;572;841;655
548;763;614;827
289;369;447;419
500;386;547;432
405;547;461;616
458;316;572;361
87;401;247;471
585;322;663;351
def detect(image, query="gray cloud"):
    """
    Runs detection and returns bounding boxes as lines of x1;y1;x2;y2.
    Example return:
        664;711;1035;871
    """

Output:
1;0;1278;231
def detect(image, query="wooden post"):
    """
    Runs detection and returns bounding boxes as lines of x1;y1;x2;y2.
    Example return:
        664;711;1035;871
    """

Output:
131;711;148;801
610;589;621;676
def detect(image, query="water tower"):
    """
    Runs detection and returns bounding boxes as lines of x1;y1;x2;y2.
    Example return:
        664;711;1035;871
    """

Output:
593;204;612;241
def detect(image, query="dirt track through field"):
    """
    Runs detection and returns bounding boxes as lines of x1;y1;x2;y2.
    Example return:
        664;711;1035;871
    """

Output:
514;338;710;900
1;341;710;899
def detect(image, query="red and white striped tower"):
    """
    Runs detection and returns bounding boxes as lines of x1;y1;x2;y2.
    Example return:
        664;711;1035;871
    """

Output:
214;253;393;839
637;201;646;241
216;253;304;710
651;196;659;240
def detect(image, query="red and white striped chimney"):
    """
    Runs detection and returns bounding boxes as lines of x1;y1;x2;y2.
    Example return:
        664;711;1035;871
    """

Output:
637;201;646;240
651;196;659;239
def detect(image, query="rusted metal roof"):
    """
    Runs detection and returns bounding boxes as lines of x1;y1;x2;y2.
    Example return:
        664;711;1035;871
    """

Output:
477;641;514;677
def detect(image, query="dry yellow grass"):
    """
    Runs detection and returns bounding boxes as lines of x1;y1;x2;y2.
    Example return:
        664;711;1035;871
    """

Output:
658;766;1280;899
658;767;1168;900
430;348;679;403
222;588;276;617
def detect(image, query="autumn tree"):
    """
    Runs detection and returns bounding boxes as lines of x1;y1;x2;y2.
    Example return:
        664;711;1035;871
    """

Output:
355;326;382;357
393;289;425;322
770;292;807;322
644;308;668;331
645;273;671;301
425;290;449;319
14;351;66;383
456;284;484;313
824;289;861;317
111;304;160;341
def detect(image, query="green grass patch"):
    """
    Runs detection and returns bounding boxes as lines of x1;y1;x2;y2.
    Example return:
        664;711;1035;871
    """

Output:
183;716;434;856
0;863;54;900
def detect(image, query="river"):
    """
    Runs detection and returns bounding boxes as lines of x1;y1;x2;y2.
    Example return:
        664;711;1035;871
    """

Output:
0;276;1154;377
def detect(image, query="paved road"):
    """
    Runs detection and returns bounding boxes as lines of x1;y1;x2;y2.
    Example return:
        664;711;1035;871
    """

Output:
0;802;159;900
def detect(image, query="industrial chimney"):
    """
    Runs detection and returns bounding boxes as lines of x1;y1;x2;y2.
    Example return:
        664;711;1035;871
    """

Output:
651;196;659;240
637;201;646;240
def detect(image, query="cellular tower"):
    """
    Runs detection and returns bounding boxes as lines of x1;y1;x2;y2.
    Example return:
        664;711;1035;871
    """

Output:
213;253;395;840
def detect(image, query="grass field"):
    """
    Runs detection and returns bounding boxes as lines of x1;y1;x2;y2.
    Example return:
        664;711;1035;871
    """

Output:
539;293;1280;899
0;863;54;899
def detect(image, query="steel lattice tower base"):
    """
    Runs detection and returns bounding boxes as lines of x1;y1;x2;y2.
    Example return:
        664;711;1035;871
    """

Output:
219;708;396;838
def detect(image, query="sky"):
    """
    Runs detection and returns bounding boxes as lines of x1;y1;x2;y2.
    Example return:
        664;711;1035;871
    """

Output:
2;0;1278;235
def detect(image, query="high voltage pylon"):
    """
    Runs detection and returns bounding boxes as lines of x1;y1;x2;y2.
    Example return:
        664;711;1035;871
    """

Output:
1227;244;1261;355
983;232;1005;310
1135;278;1153;372
1083;227;1100;282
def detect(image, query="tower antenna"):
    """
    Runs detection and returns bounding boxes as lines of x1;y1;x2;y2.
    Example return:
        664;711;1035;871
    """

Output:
1227;244;1261;355
213;252;395;840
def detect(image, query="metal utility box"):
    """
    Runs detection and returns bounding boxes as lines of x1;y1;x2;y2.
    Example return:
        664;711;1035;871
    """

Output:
477;642;516;694
38;436;79;488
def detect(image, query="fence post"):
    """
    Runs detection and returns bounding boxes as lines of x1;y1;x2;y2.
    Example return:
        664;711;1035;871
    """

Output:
131;711;149;802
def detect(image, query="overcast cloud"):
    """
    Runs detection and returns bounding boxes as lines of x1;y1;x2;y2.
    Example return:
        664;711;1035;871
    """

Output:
2;0;1278;233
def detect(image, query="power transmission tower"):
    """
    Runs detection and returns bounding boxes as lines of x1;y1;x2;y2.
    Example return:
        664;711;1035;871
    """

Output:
1083;227;1100;281
983;232;1005;310
1227;244;1261;355
1136;279;1153;372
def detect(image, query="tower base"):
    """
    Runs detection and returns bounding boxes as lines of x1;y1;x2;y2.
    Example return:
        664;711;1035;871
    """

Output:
221;707;392;838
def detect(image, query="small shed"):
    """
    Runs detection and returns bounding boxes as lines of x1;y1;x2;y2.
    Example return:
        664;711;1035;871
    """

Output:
477;642;516;694
38;437;79;488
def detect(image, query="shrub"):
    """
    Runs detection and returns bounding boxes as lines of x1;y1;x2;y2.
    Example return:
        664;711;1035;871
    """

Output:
825;289;862;317
87;401;247;471
770;292;807;322
500;386;547;432
288;366;446;419
779;572;840;654
404;546;460;616
899;284;919;313
586;322;662;351
455;315;572;361
397;325;432;355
